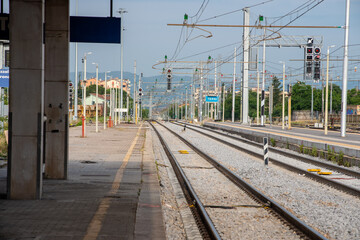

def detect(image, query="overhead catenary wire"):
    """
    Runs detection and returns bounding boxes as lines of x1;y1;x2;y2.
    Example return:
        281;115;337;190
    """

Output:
155;0;327;112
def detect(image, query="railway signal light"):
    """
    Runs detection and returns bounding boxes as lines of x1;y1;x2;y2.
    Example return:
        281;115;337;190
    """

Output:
314;62;321;80
68;82;74;97
313;47;321;80
306;62;312;74
139;88;143;96
68;82;74;109
166;69;172;92
306;47;313;54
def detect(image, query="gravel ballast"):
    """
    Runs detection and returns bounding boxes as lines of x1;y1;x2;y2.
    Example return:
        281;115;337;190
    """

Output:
165;122;360;240
155;123;301;239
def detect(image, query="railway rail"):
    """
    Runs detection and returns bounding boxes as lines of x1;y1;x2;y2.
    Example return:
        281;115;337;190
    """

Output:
173;121;360;198
150;120;327;240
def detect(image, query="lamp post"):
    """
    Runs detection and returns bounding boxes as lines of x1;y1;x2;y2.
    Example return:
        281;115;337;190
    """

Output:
126;80;130;121
82;52;92;137
279;61;285;130
118;8;127;123
92;62;99;132
325;45;336;135
104;71;110;129
110;80;114;127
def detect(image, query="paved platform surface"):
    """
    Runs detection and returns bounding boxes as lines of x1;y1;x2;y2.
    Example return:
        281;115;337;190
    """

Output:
210;122;360;149
0;123;166;240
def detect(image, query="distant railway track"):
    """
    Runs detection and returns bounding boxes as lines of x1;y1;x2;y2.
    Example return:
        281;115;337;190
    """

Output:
173;121;360;198
150;120;327;240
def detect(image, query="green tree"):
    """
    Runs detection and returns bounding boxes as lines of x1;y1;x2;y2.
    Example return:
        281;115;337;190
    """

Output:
291;82;312;111
347;88;360;105
142;108;149;119
248;90;258;119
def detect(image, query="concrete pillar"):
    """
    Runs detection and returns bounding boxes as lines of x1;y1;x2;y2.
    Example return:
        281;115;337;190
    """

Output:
8;0;45;199
44;0;69;179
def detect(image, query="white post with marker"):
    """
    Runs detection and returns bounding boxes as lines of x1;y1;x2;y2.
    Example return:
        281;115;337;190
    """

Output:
263;137;269;165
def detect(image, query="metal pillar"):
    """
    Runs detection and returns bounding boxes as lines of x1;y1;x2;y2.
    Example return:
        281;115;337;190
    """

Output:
261;27;266;125
340;0;350;137
242;7;249;124
232;48;236;122
133;61;136;123
199;62;203;122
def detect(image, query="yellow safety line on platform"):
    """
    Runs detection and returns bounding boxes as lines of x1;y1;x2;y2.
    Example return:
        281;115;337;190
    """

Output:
83;124;143;240
215;122;360;150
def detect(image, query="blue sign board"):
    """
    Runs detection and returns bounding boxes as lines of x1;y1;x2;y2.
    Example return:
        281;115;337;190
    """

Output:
70;16;121;43
205;96;219;103
0;68;9;87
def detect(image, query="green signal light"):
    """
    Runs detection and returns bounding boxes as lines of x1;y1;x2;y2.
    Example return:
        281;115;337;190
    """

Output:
259;15;264;21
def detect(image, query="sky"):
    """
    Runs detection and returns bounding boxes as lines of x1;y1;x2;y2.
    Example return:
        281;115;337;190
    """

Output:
2;0;360;92
65;0;360;85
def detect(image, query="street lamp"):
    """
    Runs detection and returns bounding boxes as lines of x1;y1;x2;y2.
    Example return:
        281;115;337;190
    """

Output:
82;51;92;137
92;62;99;133
104;71;110;130
118;8;127;123
279;61;286;130
126;80;130;120
325;45;336;135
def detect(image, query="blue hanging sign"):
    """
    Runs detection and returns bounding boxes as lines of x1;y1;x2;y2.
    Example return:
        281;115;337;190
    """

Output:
0;68;9;87
205;96;219;103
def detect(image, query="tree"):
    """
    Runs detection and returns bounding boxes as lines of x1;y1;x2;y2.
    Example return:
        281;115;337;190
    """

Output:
248;91;258;119
291;82;312;111
347;88;360;106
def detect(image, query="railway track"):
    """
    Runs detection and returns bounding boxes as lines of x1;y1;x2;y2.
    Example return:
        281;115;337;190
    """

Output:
173;121;360;198
149;120;327;240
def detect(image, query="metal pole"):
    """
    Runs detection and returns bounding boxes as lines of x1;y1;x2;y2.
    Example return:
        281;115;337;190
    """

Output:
119;9;127;123
281;62;285;130
110;82;112;120
139;73;142;121
340;0;350;137
199;61;203;122
261;27;266;125
104;72;107;129
222;84;225;122
126;80;129;121
115;80;118;125
242;7;249;124
74;0;78;120
322;73;324;123
133;61;136;123
185;88;188;120
325;45;335;135
330;81;333;114
325;47;330;135
288;84;291;130
257;70;260;124
150;91;152;119
311;82;314;120
232;47;236;122
83;54;87;136
95;64;99;132
214;61;217;120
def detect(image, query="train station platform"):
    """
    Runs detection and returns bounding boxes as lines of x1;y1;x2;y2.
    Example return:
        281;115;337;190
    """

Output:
204;121;360;164
0;123;166;239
